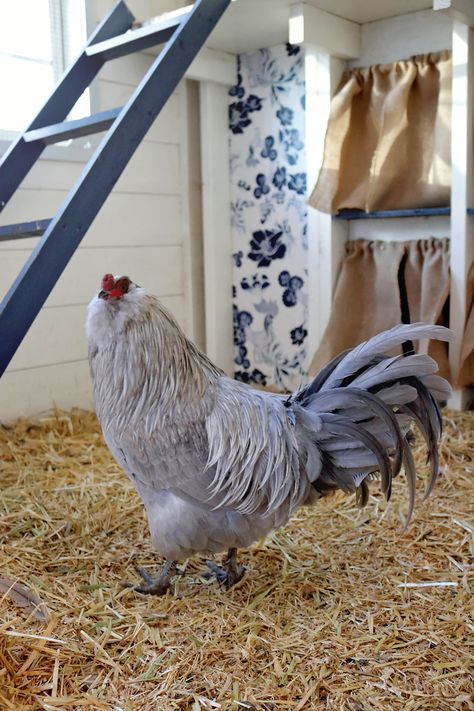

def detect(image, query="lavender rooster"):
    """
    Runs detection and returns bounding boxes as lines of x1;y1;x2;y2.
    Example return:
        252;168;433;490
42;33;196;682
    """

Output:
86;274;452;594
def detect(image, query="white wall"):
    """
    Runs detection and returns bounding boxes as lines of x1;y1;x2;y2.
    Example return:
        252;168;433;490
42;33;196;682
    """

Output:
0;0;202;421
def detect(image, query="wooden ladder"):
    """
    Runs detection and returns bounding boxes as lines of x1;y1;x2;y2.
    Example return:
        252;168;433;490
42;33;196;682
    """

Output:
0;0;230;376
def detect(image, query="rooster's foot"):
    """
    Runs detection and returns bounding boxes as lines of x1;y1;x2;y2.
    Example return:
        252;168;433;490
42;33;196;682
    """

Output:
127;560;176;595
204;548;245;589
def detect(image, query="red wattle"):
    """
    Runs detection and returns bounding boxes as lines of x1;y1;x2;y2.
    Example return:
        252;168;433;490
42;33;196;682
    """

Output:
107;287;123;300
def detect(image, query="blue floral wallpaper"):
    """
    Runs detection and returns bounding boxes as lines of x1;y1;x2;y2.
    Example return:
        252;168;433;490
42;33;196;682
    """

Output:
229;43;308;391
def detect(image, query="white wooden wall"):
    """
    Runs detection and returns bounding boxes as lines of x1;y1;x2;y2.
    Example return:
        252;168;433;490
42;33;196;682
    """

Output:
0;0;201;421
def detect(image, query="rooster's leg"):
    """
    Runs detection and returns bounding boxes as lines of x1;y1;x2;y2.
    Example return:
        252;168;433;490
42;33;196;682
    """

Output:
132;559;176;595
204;548;245;589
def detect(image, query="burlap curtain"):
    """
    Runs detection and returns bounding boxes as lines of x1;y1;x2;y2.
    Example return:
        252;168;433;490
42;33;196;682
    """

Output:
403;238;451;380
309;238;450;379
310;51;452;214
456;261;474;388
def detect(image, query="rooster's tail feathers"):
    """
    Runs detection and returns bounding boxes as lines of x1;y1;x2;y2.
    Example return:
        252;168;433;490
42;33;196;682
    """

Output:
292;324;452;523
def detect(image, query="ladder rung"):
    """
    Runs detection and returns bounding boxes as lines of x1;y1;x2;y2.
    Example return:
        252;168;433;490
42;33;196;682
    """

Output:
0;219;51;242
24;107;122;145
85;10;190;61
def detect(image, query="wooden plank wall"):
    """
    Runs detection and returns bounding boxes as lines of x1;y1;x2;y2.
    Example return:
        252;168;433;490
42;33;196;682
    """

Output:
0;0;199;420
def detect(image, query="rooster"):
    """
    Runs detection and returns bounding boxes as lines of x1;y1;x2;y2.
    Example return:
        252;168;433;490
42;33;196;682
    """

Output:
86;273;452;594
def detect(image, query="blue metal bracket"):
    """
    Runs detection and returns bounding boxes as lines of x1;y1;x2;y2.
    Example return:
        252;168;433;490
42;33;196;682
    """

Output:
333;207;451;220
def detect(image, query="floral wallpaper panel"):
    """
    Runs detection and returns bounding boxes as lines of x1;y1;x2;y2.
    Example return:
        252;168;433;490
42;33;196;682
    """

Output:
229;43;308;391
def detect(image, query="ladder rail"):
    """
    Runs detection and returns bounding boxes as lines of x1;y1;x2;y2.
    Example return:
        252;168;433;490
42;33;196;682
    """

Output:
0;0;134;212
0;0;231;377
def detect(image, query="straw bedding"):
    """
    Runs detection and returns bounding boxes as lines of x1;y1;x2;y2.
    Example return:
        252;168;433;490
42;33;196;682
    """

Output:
0;408;473;710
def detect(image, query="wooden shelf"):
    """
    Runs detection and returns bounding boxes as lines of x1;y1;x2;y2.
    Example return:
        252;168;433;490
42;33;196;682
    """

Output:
306;16;473;409
333;207;451;220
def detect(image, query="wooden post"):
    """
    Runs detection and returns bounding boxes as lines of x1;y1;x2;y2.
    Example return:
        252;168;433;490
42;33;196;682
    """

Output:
291;5;359;369
449;21;474;408
304;50;347;369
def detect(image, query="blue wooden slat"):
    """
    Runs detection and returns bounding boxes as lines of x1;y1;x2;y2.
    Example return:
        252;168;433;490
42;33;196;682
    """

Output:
0;219;51;242
333;207;451;220
0;0;231;377
86;10;190;61
0;1;134;213
24;108;122;145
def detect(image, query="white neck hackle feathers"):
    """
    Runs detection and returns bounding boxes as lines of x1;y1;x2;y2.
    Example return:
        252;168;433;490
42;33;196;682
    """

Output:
87;287;221;441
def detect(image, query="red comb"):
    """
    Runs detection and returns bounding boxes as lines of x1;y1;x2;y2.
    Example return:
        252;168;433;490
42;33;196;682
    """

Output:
101;273;115;291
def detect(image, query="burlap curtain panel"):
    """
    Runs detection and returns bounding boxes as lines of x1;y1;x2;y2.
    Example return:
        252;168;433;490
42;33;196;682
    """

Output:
456;261;474;388
404;238;451;380
309;240;403;374
310;51;452;214
309;238;450;379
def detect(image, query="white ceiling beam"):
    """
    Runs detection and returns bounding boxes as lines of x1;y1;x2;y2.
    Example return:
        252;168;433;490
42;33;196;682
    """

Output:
186;47;236;86
289;2;360;59
433;0;474;26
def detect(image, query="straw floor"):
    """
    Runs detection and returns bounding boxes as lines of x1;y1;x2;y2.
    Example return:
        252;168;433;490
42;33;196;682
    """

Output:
0;408;473;710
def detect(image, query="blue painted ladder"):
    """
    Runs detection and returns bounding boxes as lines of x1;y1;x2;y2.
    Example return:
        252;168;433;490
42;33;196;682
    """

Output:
0;0;230;377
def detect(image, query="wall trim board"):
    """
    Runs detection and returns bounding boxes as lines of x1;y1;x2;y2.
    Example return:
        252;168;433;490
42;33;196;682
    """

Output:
199;80;234;375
